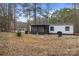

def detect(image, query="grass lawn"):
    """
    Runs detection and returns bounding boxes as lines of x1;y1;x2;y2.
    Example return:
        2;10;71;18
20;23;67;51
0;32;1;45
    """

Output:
0;32;79;56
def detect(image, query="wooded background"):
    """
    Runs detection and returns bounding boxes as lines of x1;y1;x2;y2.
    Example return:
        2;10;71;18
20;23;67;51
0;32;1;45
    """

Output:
0;3;79;33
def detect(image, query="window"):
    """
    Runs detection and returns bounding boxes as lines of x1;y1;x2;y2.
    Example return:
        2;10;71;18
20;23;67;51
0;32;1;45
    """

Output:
50;27;54;31
65;26;70;31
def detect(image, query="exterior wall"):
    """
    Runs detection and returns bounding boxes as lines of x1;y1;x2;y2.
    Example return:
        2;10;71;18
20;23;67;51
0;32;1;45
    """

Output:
49;25;74;34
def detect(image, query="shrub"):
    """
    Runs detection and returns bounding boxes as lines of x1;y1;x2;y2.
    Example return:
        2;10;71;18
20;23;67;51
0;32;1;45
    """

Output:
16;31;21;37
57;31;62;37
25;31;28;34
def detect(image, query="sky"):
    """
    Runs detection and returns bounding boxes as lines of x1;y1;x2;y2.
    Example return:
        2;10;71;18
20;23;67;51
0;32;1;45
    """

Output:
18;3;73;22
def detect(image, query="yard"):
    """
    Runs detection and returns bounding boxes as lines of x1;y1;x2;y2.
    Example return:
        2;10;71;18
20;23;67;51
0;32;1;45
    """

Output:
0;32;79;56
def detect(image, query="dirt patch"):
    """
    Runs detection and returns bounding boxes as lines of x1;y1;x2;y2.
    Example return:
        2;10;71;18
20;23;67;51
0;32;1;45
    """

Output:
0;32;79;56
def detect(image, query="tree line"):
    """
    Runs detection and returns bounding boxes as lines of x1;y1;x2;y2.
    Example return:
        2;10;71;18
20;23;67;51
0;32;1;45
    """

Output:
22;3;79;32
0;3;79;33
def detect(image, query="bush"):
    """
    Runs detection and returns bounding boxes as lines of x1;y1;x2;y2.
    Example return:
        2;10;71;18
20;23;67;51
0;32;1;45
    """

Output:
25;31;28;34
57;31;62;37
16;32;21;37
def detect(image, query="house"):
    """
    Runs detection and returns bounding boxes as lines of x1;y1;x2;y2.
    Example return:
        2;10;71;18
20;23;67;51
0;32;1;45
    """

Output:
49;24;74;34
30;24;74;34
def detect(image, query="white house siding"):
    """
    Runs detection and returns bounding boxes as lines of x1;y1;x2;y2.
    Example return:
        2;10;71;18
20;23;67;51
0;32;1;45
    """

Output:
49;25;74;34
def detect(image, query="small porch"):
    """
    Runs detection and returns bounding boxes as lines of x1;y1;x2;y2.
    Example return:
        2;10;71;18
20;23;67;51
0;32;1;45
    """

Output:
30;25;49;34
